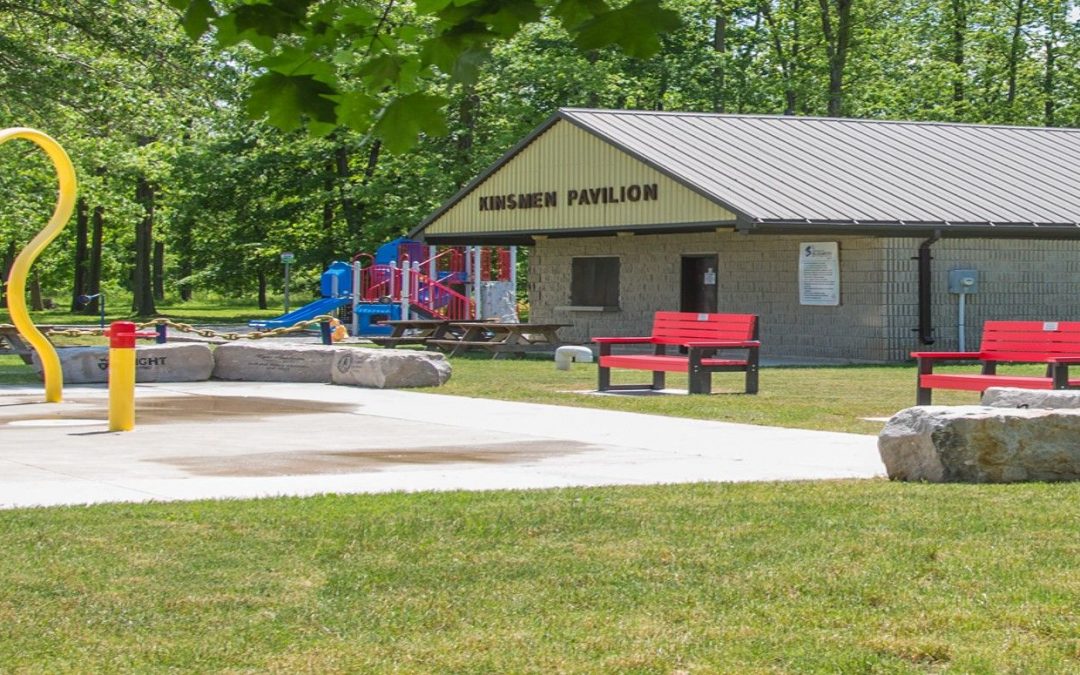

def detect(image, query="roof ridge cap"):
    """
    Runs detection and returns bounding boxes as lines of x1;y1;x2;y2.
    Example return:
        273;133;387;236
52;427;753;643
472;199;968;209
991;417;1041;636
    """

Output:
558;108;1080;133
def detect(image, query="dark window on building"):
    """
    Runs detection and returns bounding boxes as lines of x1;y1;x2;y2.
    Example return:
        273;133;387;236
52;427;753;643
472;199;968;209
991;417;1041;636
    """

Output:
571;257;620;307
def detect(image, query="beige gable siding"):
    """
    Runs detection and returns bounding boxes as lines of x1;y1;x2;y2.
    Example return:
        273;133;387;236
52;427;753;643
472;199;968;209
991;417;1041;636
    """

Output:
424;120;735;236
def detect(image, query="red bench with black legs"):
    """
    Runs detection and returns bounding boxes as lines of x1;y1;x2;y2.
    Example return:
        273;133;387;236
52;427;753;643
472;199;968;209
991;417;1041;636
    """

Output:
913;320;1080;405
592;311;760;395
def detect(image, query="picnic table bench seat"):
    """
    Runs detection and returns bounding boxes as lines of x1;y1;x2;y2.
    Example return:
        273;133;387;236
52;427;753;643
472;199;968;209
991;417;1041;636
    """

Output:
426;322;571;358
592;311;760;395
913;320;1080;404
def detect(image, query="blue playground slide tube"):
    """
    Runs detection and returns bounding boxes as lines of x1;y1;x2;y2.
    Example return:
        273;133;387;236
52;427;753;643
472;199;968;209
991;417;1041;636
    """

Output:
249;296;350;329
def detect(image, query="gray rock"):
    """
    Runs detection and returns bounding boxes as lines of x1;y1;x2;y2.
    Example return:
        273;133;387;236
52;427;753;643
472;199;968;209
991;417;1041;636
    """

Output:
982;387;1080;409
879;405;1080;483
331;348;451;388
212;342;338;382
33;344;213;383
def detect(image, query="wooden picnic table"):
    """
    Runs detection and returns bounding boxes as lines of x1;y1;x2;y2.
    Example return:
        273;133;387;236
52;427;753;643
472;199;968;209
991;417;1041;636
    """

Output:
427;322;572;358
0;324;52;365
368;319;464;348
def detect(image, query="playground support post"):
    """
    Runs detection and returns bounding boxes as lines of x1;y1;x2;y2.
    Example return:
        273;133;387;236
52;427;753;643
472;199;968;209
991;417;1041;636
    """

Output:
1;127;78;403
350;261;361;336
400;257;411;321
473;246;482;319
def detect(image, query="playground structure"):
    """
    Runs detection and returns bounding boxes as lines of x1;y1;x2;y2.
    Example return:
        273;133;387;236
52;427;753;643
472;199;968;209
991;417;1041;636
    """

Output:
251;238;518;336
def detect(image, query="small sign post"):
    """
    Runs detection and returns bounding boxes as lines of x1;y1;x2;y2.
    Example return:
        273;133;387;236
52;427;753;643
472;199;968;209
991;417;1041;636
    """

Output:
281;252;295;313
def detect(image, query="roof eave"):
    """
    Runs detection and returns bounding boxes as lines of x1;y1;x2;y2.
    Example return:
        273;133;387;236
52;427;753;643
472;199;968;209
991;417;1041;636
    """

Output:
739;218;1080;238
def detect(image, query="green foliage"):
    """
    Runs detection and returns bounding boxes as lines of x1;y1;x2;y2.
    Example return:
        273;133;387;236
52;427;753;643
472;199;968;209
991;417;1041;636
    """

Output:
168;0;682;149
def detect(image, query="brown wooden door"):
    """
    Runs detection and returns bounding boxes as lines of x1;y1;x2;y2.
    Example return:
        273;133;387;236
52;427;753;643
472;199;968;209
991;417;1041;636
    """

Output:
680;255;718;313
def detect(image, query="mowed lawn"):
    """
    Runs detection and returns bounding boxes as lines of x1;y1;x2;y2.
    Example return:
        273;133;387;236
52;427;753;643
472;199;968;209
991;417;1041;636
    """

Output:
2;346;1077;671
0;482;1077;672
412;353;1018;435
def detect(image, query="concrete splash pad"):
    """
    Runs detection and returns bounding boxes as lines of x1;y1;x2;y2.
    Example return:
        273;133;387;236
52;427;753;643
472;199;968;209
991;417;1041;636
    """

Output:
0;381;884;508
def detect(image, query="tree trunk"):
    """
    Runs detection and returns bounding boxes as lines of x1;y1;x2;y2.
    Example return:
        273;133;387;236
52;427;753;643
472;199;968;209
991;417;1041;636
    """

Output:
29;270;43;311
335;144;361;239
1043;37;1055;126
257;268;268;310
321;159;336;266
153;240;165;301
1;241;15;309
364;139;382;183
950;0;966;118
86;204;104;314
1006;0;1026;119
71;197;89;310
133;173;156;315
1041;3;1060;127
585;51;601;108
713;0;728;112
733;8;763;113
455;83;479;186
818;0;853;117
761;0;801;115
132;137;157;316
350;139;383;252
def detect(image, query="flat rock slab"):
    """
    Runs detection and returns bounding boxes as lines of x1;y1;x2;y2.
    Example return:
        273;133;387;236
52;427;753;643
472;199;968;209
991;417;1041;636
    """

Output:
212;342;338;383
982;387;1080;409
879;405;1080;483
212;342;451;387
33;344;213;384
331;348;451;388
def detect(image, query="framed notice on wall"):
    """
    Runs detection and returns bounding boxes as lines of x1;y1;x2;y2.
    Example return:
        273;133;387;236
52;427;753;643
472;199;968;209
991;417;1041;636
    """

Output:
799;242;840;306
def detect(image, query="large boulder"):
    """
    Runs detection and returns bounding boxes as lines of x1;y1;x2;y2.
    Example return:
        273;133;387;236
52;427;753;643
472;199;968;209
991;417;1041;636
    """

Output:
879;406;1080;483
211;342;452;388
331;347;451;388
33;344;213;384
982;387;1080;409
212;341;338;382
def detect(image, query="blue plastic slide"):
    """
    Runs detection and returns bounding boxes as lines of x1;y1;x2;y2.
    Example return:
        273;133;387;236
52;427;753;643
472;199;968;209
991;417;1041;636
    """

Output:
248;296;350;329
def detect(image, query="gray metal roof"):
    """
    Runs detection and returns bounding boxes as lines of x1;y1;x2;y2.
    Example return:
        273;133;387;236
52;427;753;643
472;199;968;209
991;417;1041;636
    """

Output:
412;108;1080;241
559;108;1080;233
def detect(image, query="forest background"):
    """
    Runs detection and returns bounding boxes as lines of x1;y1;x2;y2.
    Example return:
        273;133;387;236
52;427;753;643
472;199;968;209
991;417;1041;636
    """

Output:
1;0;1078;317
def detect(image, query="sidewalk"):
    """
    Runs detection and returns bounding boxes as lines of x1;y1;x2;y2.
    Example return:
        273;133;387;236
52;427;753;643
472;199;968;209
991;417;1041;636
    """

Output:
0;381;885;509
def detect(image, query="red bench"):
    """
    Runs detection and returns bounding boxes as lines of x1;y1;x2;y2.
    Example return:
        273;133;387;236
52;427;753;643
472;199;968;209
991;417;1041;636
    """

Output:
913;320;1080;404
592;311;760;395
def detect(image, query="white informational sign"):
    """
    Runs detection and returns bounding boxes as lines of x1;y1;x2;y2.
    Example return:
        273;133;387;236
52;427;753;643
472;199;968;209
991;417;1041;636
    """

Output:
799;242;840;306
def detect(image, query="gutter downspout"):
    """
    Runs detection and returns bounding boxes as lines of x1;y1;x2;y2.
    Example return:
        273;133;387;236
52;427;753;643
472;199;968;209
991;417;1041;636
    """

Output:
915;231;941;345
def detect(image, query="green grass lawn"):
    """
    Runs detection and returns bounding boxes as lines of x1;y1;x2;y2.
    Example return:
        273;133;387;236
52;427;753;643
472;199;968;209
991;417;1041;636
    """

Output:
1;481;1077;672
414;355;1009;434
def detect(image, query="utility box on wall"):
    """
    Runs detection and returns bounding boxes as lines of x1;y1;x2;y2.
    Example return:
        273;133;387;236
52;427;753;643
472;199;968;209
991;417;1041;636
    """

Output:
947;268;978;294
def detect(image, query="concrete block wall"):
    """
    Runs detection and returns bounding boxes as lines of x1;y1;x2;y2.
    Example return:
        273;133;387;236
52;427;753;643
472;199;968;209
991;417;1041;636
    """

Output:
530;231;891;362
882;238;1080;361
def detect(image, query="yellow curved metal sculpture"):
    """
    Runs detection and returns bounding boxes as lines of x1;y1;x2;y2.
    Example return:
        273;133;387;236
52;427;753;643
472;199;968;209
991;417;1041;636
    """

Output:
1;128;78;403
